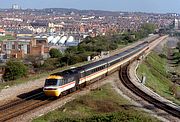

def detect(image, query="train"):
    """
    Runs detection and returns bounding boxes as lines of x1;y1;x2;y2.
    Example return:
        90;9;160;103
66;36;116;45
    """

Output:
43;41;149;97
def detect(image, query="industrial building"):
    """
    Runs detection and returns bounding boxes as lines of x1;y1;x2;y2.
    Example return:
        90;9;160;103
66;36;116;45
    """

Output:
0;36;49;60
174;19;180;30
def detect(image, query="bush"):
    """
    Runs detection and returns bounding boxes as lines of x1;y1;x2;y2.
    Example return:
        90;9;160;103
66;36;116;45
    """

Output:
169;83;178;96
49;48;62;58
42;58;60;70
159;54;167;59
59;53;83;66
3;60;28;81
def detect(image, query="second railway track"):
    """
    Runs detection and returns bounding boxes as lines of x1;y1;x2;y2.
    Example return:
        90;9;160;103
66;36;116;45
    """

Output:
119;63;180;118
0;91;54;122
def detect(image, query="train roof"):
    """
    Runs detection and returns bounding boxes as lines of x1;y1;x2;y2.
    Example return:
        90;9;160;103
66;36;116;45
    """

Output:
80;59;107;71
51;68;80;77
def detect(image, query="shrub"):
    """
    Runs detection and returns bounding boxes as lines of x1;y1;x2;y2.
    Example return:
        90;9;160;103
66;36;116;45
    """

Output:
3;60;28;81
42;58;60;70
49;48;62;58
159;54;167;59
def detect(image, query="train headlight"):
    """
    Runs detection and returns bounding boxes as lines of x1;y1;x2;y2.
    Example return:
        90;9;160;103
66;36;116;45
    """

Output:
44;88;58;90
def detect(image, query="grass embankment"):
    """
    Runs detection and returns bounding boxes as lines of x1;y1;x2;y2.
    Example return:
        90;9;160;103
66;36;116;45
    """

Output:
33;84;160;122
137;51;180;105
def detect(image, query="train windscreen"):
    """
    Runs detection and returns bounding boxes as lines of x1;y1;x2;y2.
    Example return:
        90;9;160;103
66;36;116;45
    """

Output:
45;79;58;86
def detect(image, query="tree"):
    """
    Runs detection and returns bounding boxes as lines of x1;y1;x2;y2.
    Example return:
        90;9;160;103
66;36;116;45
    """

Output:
3;60;27;81
141;23;156;36
49;48;62;58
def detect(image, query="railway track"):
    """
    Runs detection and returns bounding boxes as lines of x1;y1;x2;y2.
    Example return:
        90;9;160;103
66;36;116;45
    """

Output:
119;63;180;118
0;79;101;121
0;90;55;122
0;88;82;121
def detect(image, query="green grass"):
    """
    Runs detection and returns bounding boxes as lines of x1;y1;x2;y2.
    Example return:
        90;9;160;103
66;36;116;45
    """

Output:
137;51;180;105
33;84;160;122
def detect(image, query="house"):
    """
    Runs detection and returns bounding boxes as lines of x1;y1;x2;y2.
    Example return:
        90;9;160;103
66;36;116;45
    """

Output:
30;36;49;58
0;36;49;59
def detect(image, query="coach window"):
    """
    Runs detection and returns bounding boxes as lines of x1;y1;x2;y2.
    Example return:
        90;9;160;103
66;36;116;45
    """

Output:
59;79;64;85
62;79;65;85
81;72;84;78
87;70;91;75
64;79;67;84
87;71;89;76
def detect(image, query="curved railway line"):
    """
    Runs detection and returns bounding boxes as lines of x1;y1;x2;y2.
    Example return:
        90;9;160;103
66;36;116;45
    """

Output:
119;63;180;118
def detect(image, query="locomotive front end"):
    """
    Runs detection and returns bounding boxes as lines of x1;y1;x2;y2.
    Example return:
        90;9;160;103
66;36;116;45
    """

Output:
43;75;63;97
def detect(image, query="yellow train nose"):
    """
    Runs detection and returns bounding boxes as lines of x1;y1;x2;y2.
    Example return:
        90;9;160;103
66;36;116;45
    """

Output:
43;90;60;97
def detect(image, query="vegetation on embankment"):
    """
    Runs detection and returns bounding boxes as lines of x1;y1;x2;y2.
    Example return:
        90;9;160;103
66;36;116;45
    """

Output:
173;42;180;74
33;84;160;122
137;51;180;105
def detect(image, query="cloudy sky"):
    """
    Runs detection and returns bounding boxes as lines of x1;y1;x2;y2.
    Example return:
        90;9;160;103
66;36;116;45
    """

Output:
1;0;180;13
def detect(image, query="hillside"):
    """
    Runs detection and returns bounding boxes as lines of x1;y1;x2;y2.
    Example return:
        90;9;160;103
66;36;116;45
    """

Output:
137;51;180;105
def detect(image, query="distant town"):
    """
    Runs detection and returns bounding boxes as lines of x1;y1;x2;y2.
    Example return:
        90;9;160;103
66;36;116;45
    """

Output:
0;4;179;62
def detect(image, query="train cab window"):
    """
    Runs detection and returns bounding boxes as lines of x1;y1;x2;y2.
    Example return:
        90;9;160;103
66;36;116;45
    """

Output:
45;79;58;86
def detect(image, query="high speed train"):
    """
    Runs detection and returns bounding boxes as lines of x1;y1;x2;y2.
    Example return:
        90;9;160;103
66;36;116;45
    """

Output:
43;41;149;97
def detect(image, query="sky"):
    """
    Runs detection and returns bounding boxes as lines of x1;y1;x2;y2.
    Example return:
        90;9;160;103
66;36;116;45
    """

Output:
1;0;180;13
